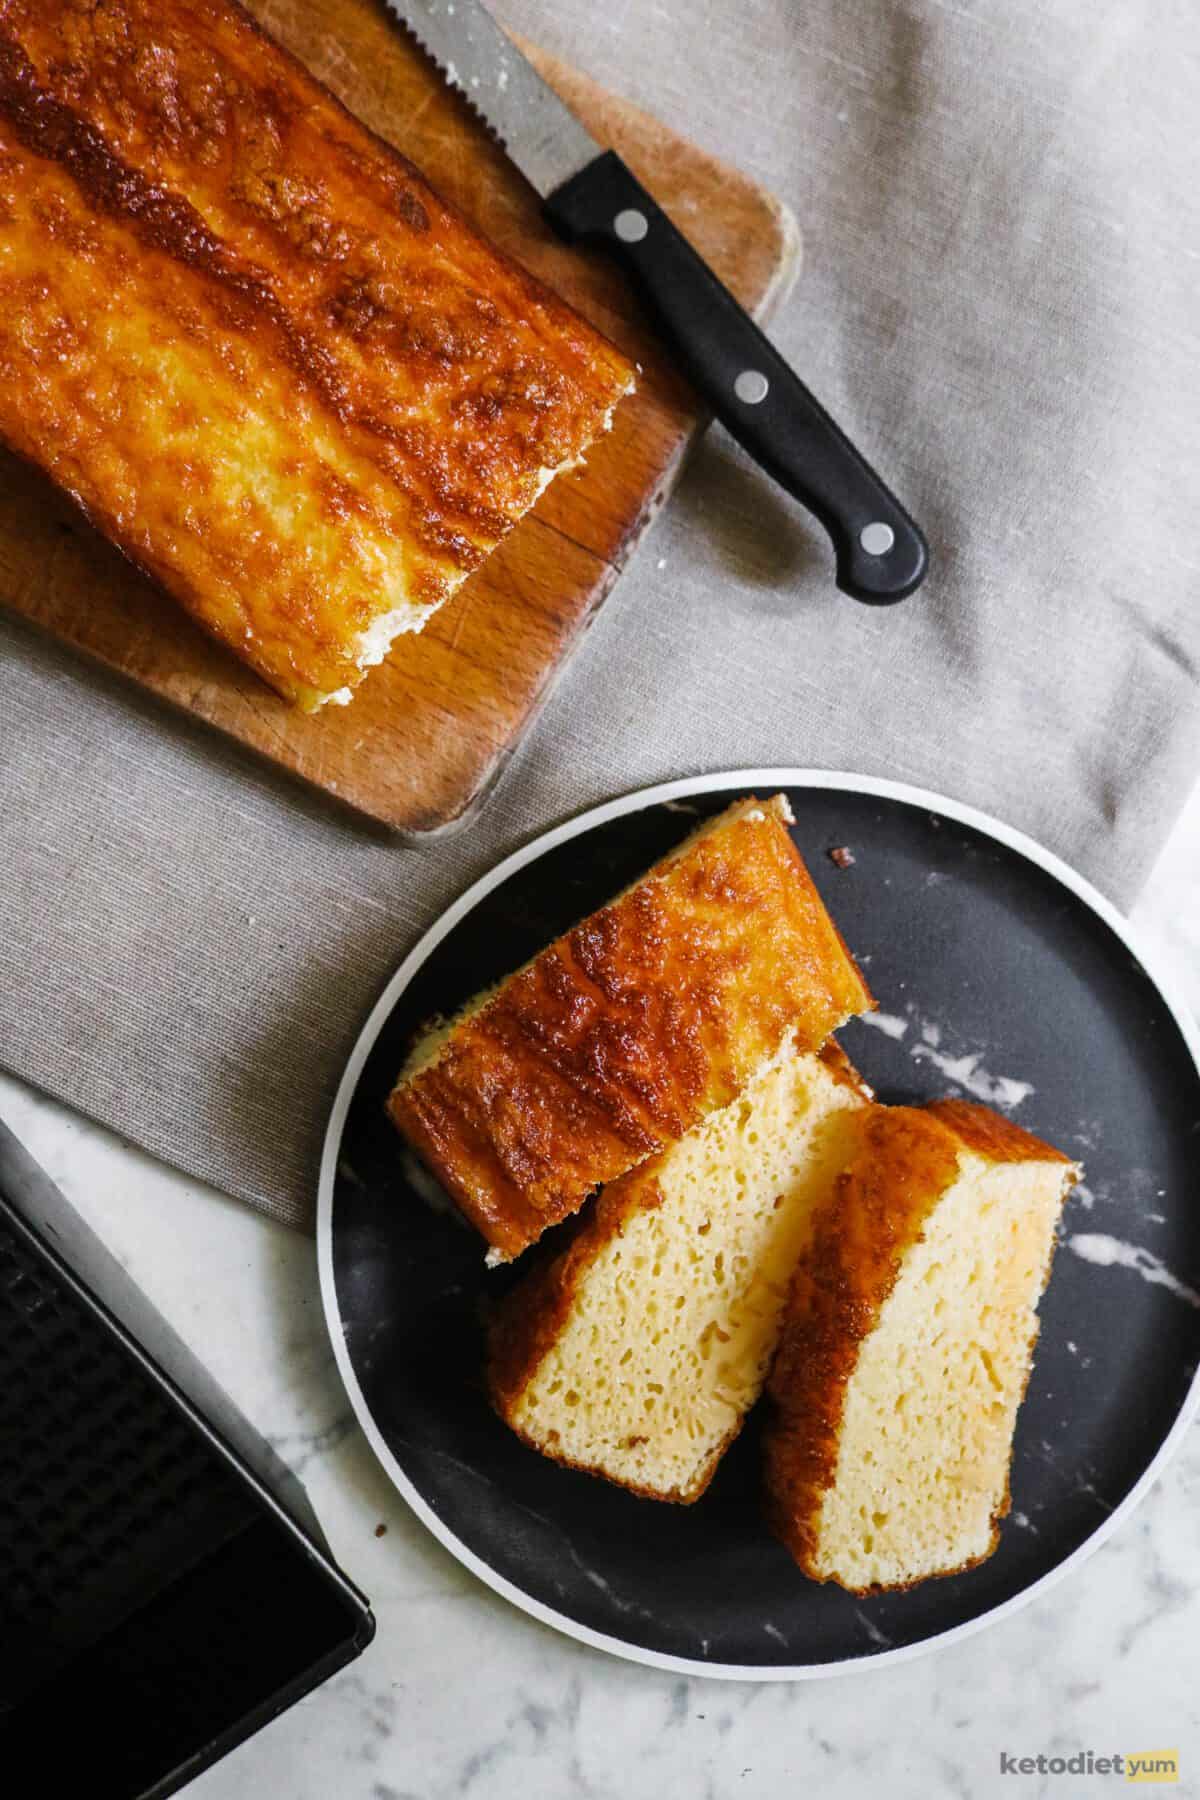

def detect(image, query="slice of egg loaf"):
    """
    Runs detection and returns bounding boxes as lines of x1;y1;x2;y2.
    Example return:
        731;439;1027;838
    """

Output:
765;1101;1080;1591
487;1041;873;1502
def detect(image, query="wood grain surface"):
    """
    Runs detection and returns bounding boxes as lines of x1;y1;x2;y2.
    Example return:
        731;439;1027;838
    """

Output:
0;0;799;833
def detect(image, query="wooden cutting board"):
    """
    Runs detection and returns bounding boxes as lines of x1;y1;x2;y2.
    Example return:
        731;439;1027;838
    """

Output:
0;0;799;834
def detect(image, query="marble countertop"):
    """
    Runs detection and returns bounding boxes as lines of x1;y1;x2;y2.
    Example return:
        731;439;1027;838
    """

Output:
2;780;1198;1800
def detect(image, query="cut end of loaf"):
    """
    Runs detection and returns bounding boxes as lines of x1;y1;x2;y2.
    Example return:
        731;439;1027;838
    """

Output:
307;598;434;710
306;382;635;712
488;1042;873;1500
766;1103;1080;1591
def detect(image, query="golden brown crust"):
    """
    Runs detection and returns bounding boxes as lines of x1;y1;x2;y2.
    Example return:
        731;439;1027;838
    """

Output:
763;1101;1076;1584
924;1098;1074;1165
0;0;634;705
390;800;875;1259
494;1410;728;1506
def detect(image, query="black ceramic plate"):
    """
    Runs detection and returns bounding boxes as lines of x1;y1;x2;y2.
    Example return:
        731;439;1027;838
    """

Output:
318;772;1200;1678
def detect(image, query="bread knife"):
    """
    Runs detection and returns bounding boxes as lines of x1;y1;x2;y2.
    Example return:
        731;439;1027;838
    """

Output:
387;0;928;603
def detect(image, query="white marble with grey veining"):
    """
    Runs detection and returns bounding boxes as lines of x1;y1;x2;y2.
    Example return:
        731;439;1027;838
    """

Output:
1;780;1198;1800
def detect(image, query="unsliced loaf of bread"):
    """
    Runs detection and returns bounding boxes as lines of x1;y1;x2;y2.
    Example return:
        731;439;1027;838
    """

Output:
487;1041;874;1502
0;0;635;709
764;1101;1080;1591
389;796;874;1262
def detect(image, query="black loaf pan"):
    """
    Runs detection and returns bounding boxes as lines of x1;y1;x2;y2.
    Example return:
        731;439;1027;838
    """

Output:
0;1116;374;1798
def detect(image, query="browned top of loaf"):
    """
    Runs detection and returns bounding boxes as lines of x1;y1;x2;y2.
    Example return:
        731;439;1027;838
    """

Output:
763;1102;1072;1576
924;1099;1075;1166
0;0;634;704
389;799;874;1260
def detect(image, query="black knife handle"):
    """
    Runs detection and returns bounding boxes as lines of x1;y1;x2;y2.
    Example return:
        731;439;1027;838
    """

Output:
545;151;927;604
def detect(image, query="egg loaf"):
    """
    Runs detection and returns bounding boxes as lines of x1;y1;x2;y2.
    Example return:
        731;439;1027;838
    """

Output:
487;1041;874;1502
0;0;635;708
764;1101;1080;1592
389;795;875;1262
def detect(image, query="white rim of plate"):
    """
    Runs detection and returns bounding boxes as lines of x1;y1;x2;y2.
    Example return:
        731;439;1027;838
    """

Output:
317;768;1200;1683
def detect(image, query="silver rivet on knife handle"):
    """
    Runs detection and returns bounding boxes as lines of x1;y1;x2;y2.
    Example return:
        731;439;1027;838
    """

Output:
734;370;770;405
860;522;897;556
613;209;649;243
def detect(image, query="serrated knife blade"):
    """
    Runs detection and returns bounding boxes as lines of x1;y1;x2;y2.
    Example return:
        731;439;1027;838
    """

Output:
384;0;600;196
385;0;929;603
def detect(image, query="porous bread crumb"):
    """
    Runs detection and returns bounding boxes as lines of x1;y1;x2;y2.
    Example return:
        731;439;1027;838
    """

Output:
816;1157;1068;1585
767;1104;1079;1589
489;1045;872;1501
